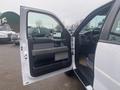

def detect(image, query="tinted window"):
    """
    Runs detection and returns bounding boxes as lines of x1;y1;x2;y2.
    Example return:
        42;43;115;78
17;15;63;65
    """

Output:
28;12;62;38
80;15;106;34
109;10;120;42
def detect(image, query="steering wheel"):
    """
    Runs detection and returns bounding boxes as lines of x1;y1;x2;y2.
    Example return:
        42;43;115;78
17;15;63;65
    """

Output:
79;33;91;45
89;29;100;44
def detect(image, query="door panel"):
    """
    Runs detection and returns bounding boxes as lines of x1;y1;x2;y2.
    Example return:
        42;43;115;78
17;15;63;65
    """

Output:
94;0;120;89
20;6;72;85
94;42;120;90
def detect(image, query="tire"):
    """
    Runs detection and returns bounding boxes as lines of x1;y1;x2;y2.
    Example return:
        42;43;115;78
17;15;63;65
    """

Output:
65;70;75;77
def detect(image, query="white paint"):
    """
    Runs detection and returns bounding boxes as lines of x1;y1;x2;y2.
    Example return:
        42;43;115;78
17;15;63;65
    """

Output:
95;67;120;86
94;42;120;90
86;85;93;90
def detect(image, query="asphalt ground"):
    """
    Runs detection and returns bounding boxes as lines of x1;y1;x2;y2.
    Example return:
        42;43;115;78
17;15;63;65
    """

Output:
0;44;85;90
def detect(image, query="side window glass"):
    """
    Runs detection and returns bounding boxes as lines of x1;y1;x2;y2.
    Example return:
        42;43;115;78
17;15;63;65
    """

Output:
80;15;106;34
109;10;120;42
28;12;62;39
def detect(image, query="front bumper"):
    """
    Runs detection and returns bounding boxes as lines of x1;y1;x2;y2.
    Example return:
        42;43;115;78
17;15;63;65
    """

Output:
0;38;11;43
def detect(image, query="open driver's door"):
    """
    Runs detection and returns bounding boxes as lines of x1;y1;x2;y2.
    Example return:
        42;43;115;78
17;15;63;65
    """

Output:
20;6;73;85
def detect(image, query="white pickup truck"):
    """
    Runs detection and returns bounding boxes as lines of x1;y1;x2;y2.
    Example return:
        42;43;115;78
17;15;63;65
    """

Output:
20;0;120;90
0;24;17;43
